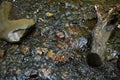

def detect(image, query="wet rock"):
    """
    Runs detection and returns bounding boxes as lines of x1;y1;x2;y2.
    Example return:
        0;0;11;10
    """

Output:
48;50;70;64
56;31;65;40
0;1;35;42
48;50;56;60
36;47;48;55
54;53;70;64
20;45;29;55
71;37;88;52
5;67;22;80
57;41;68;49
106;48;119;61
41;68;51;76
24;69;38;78
61;70;69;78
29;70;38;78
65;23;89;38
117;24;120;28
86;53;102;67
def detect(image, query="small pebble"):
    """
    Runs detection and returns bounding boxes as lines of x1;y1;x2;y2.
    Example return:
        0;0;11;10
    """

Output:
20;45;29;55
56;31;65;40
42;68;51;76
30;70;38;78
117;24;120;28
36;47;48;55
45;12;53;17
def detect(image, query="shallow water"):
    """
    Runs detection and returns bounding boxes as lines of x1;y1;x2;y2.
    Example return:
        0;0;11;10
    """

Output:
0;0;120;80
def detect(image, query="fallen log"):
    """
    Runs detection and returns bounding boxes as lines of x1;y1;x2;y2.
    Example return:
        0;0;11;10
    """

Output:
87;4;119;67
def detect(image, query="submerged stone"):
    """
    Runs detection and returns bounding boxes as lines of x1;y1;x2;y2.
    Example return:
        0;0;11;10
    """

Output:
0;1;35;42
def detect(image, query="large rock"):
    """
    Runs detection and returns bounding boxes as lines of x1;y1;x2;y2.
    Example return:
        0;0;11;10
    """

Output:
0;1;35;42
